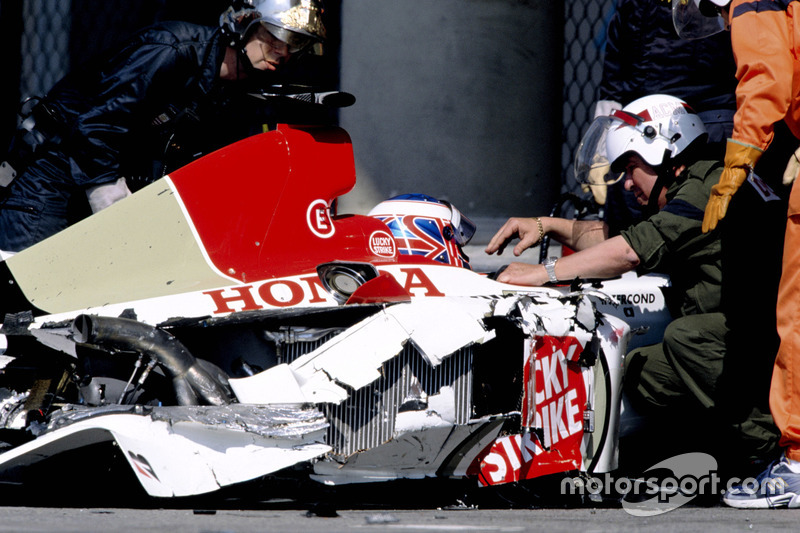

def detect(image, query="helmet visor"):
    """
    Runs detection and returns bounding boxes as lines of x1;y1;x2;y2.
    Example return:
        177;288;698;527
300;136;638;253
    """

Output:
574;116;624;187
263;22;317;53
672;0;726;40
443;201;477;246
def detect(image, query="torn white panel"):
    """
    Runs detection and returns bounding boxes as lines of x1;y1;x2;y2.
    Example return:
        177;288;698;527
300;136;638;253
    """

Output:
290;309;409;392
114;418;330;497
515;296;595;347
394;386;457;433
510;297;569;337
0;407;331;498
386;299;495;366
575;296;596;331
491;295;525;317
292;369;352;404
231;360;351;405
287;298;497;401
230;364;315;404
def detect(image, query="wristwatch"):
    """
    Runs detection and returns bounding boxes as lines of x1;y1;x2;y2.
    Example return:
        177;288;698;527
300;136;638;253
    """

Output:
543;257;559;284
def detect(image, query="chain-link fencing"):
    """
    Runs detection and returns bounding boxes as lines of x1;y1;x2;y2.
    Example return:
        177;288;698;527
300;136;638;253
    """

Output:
563;0;615;196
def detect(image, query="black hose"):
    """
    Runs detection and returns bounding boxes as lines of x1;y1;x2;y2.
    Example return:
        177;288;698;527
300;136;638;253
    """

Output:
73;315;233;406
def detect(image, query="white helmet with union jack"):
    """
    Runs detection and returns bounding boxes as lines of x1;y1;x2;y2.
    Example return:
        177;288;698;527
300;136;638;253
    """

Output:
368;194;476;269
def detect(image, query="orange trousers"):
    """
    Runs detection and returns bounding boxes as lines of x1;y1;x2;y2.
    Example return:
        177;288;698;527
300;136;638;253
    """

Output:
773;182;800;461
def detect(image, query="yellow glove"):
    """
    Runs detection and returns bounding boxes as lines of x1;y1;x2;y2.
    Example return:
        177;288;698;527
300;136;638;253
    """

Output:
783;144;800;186
702;140;763;233
580;163;610;205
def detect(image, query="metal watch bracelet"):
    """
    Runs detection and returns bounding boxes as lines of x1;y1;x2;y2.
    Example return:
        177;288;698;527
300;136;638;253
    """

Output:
543;257;558;283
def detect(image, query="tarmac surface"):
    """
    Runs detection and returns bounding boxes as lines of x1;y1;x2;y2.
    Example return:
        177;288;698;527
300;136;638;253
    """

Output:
0;505;797;533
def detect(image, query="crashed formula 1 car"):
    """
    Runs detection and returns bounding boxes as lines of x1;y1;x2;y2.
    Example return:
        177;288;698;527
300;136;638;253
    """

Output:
0;120;673;504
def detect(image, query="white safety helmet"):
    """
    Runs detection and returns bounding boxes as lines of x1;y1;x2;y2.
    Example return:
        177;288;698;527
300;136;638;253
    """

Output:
220;0;326;54
672;0;730;40
574;94;707;186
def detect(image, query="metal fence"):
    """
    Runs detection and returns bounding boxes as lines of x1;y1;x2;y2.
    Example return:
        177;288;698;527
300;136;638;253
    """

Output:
19;0;70;100
7;0;615;193
563;0;615;194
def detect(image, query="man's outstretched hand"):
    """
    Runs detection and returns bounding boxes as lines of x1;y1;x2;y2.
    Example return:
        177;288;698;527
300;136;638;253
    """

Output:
485;217;542;257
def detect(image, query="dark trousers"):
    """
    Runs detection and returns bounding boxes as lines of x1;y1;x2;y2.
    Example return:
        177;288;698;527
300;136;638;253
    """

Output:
0;149;86;252
623;312;781;477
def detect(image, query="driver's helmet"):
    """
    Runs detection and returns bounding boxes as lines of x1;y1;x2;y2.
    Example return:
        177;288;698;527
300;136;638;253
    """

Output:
672;0;730;40
368;194;476;270
574;94;707;187
220;0;326;54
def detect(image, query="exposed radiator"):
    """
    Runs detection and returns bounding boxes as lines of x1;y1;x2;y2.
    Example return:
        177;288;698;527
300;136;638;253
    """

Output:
282;335;473;457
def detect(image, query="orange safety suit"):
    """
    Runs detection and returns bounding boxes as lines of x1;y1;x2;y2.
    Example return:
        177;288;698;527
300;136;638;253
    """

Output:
728;0;800;462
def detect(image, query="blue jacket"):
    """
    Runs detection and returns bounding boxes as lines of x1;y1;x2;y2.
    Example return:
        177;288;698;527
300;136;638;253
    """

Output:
42;20;227;185
0;21;230;252
598;0;738;113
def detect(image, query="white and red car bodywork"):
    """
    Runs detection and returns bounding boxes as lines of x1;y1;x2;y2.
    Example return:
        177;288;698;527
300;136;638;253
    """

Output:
0;125;671;498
